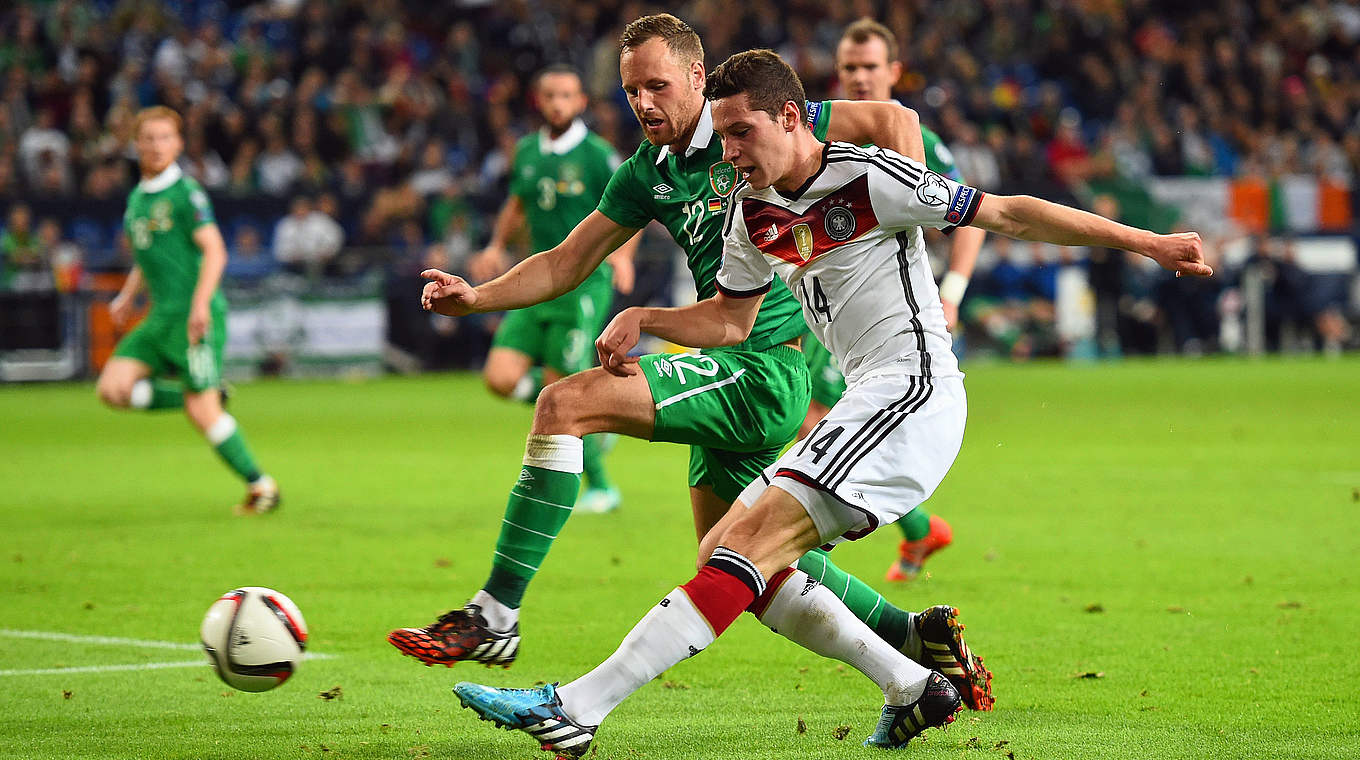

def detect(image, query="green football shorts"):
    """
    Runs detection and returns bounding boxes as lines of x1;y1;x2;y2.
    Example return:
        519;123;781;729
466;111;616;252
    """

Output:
492;278;613;375
112;309;226;392
640;344;811;504
803;334;847;408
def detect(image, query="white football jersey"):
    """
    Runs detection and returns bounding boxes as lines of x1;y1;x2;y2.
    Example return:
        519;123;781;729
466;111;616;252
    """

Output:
717;142;983;382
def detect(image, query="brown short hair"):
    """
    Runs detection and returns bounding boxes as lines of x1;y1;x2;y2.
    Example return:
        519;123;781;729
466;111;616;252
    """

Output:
841;17;899;63
133;106;183;136
704;49;807;124
619;13;704;66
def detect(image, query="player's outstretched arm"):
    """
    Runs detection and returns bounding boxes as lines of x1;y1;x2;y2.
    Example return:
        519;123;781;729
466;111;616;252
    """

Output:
824;100;925;163
189;223;228;344
970;195;1213;277
595;293;764;376
423;210;639;316
468;196;526;283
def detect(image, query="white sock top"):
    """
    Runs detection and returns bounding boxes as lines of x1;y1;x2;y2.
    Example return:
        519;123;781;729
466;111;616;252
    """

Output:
523;434;583;473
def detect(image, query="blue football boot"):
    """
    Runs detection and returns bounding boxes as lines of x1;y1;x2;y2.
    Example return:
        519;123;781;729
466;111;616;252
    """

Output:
863;671;963;749
454;681;596;758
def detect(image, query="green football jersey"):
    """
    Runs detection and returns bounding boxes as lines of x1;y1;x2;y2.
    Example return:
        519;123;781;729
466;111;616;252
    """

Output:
806;101;966;182
508;120;618;320
596;103;808;353
123;164;225;318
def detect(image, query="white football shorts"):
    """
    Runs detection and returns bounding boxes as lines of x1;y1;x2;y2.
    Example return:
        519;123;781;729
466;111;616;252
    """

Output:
737;369;966;546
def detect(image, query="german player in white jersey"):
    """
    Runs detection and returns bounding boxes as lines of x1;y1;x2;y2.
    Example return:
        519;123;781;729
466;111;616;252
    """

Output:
451;50;1211;757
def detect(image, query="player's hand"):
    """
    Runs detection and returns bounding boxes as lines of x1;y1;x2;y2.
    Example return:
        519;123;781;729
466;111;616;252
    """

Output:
596;308;643;376
468;247;509;283
109;293;134;327
421;269;478;316
609;253;635;295
1149;232;1213;278
187;304;211;345
941;299;959;331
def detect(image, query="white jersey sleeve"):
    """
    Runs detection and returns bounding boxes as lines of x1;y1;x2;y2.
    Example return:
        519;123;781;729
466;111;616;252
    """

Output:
858;144;984;234
716;194;775;298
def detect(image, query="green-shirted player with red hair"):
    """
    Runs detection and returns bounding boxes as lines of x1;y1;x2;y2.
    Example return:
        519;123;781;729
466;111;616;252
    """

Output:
96;106;278;515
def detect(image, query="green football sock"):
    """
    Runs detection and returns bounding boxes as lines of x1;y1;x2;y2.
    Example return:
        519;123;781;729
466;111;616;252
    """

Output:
206;414;262;483
581;434;613;491
896;506;932;542
796;547;911;650
484;435;583;609
130;378;184;410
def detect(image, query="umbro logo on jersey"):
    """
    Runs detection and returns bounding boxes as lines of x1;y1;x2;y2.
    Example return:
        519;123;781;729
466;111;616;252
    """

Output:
653;183;672;199
517;469;535;485
763;223;779;242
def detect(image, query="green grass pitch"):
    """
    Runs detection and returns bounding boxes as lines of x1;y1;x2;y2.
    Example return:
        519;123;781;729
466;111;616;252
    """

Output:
1;357;1358;759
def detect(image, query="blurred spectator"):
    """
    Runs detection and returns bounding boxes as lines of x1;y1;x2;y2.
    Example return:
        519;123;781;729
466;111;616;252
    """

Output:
226;223;277;283
182;130;229;189
1087;195;1126;357
1;203;40;290
255;127;303;196
37;217;82;293
18;109;70;187
949;122;1000;191
272;195;344;276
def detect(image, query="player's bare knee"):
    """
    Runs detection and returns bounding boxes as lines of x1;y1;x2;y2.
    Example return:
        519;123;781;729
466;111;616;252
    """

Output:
531;380;586;435
483;370;517;399
96;378;128;408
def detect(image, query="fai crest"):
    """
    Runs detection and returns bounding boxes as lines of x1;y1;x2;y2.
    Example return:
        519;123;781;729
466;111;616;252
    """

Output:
792;223;814;261
709;161;737;196
824;206;856;242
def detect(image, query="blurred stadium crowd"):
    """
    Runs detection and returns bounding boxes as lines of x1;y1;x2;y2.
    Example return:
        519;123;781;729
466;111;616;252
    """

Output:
1;0;1358;369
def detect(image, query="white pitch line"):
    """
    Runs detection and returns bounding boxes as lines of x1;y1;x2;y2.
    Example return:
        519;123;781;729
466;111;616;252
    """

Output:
0;661;207;677
0;628;337;677
0;629;200;651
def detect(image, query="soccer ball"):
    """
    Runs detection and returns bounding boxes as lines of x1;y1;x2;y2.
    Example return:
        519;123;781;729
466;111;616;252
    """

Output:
200;587;308;692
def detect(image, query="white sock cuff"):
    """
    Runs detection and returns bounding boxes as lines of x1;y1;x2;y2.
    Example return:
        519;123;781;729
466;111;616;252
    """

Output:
129;379;152;409
509;375;537;402
523;434;583;473
206;413;237;446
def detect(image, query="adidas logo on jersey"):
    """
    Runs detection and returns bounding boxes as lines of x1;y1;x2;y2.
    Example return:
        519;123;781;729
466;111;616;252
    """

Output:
517;469;535;486
763;223;779;242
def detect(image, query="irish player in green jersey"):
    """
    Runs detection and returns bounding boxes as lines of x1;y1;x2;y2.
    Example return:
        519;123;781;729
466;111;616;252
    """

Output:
467;65;640;515
808;18;986;582
392;16;991;711
96;107;278;514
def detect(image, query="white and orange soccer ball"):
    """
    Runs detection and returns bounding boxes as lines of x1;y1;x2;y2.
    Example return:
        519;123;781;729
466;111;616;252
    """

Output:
200;587;308;692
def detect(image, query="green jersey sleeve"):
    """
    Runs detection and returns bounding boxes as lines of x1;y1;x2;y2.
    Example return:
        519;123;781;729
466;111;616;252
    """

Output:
921;126;965;183
595;154;652;231
805;100;832;141
182;179;216;231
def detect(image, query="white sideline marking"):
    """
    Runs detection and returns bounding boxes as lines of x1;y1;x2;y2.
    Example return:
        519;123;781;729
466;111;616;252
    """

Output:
0;628;336;677
0;628;201;651
0;661;208;677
